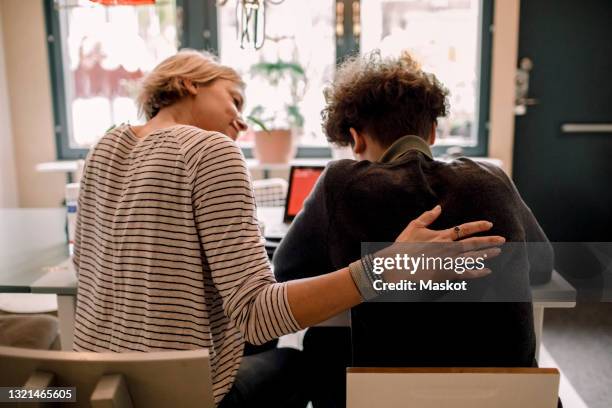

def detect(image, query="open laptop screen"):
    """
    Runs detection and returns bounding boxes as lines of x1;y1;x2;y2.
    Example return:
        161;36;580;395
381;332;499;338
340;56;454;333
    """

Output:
284;165;325;222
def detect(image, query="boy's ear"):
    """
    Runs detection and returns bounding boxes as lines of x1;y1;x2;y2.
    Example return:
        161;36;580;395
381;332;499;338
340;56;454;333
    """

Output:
429;123;437;145
349;128;366;155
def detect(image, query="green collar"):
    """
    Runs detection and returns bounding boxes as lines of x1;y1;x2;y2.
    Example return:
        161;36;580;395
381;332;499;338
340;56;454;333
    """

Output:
378;135;433;163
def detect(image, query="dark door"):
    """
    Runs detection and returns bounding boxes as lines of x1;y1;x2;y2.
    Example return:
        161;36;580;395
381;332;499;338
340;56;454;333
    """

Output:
512;0;612;285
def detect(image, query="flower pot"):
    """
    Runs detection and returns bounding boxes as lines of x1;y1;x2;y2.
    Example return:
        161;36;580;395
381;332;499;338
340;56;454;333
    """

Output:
253;129;296;164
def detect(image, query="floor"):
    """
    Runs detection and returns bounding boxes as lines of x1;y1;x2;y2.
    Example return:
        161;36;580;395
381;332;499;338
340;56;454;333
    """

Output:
3;295;611;407
542;303;612;408
284;304;612;408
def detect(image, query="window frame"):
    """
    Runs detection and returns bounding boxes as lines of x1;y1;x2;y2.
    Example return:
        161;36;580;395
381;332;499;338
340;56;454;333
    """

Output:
44;0;493;160
177;0;218;53
44;0;83;159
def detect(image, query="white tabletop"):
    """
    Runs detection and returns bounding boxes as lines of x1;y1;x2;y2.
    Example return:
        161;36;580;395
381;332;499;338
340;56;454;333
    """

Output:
0;209;69;293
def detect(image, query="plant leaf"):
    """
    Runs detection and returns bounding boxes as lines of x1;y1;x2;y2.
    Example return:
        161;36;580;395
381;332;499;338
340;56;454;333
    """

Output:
246;115;269;132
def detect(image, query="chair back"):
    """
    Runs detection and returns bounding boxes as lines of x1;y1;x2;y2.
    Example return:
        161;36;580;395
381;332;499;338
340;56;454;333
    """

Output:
0;346;214;408
252;178;288;207
347;367;560;408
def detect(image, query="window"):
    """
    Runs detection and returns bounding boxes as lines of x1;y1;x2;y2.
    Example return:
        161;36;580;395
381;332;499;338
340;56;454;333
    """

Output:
361;0;492;156
45;0;214;159
217;0;337;158
46;0;182;158
46;0;491;159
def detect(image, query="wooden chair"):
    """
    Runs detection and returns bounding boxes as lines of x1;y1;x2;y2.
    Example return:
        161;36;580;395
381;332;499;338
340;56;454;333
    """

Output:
347;367;560;408
0;346;214;408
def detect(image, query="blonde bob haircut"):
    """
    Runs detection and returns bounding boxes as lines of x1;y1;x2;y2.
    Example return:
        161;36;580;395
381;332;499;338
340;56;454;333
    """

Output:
137;49;243;120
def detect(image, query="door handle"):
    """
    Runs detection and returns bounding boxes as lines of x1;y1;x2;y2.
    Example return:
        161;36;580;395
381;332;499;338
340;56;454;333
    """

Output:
561;123;612;133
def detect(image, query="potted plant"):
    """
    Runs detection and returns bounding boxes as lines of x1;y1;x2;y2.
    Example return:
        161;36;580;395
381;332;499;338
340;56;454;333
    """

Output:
246;59;306;163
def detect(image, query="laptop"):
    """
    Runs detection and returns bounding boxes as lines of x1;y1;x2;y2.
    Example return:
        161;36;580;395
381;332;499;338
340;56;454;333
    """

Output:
263;165;325;241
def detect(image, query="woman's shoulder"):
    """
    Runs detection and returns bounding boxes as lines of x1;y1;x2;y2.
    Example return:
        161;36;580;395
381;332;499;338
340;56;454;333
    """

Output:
171;125;235;150
169;126;244;171
86;123;131;157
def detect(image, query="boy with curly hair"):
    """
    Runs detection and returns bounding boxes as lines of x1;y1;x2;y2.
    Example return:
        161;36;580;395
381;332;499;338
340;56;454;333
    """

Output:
273;51;552;407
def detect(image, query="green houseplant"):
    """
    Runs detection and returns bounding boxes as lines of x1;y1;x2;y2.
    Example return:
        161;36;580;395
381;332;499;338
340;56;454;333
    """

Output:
246;59;306;163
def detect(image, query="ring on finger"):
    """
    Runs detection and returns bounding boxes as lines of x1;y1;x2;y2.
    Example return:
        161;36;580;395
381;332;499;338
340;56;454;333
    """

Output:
454;225;462;240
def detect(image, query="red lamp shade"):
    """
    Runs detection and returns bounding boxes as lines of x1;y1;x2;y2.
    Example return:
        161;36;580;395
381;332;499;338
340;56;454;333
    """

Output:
90;0;155;5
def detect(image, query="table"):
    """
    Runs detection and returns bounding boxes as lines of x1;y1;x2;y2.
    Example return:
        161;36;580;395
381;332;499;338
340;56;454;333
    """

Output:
531;272;576;358
0;209;68;292
0;209;76;349
0;208;576;358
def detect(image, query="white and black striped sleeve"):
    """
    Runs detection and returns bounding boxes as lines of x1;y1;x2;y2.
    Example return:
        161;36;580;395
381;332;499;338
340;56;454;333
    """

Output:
189;134;301;344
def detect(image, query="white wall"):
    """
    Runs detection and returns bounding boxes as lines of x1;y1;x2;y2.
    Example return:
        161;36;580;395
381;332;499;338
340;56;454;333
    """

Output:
1;0;65;207
0;0;19;207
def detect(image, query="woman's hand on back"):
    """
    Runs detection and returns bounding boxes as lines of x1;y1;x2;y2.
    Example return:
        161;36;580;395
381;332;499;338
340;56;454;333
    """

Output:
383;205;506;281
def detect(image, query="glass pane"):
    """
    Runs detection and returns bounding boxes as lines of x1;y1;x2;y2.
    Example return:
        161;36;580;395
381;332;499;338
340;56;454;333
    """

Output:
57;0;178;148
217;0;335;147
361;0;482;147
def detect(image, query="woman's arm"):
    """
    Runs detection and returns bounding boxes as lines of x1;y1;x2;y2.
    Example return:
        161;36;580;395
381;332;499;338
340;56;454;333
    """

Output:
285;205;502;327
285;267;360;328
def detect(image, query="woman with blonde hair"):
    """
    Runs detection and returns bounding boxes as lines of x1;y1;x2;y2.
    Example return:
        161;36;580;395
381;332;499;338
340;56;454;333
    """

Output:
72;49;502;407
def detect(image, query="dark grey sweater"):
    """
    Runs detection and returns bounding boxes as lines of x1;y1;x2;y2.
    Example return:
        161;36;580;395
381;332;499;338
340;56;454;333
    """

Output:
274;135;553;367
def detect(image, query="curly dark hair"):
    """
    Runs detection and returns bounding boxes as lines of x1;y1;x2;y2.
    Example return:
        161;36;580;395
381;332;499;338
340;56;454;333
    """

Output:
322;51;449;146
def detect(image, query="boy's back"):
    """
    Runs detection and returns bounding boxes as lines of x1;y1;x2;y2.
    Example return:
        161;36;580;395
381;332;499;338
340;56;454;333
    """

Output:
275;148;552;367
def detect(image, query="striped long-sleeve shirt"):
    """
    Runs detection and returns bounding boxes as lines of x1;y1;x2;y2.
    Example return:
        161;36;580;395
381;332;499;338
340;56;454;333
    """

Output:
72;124;301;404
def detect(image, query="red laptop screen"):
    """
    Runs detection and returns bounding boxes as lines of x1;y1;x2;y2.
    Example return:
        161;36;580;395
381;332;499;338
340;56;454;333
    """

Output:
285;167;324;218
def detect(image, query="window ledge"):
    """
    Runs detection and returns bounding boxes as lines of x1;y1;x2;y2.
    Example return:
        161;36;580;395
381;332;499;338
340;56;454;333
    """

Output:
36;161;80;174
245;158;332;170
37;156;503;175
